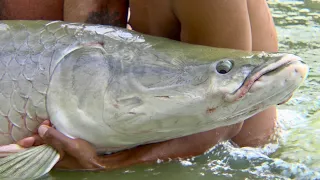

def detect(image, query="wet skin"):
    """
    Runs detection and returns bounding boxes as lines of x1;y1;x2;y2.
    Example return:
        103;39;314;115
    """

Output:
0;0;278;170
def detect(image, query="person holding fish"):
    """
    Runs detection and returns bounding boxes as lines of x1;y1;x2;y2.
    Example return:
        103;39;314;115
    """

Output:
0;0;280;171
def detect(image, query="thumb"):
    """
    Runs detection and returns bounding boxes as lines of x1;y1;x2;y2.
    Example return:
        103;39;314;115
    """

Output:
38;125;67;159
38;125;50;138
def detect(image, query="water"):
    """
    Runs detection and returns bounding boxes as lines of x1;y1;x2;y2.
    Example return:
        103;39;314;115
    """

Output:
47;1;320;179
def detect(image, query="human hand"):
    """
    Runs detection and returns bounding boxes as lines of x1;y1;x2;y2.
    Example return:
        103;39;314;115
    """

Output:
0;120;104;170
32;122;106;170
0;120;134;171
0;121;50;158
1;120;243;171
35;124;138;171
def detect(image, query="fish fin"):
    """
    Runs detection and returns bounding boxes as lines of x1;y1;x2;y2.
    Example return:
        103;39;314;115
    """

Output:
0;144;60;180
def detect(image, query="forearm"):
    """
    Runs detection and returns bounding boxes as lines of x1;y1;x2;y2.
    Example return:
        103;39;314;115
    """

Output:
231;1;278;147
232;106;277;147
98;124;242;170
97;136;215;170
247;0;278;52
64;0;128;27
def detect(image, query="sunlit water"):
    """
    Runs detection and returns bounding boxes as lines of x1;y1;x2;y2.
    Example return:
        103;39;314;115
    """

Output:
45;1;320;179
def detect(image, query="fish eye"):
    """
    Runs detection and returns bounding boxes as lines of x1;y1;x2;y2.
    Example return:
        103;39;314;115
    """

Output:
216;59;233;74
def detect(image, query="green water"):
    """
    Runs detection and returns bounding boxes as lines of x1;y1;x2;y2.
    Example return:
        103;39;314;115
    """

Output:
46;1;320;179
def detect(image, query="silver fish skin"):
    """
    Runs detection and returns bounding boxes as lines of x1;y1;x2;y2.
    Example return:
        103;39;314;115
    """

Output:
0;20;308;153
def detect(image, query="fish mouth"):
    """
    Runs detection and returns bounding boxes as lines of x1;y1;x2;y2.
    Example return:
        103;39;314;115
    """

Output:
225;54;308;102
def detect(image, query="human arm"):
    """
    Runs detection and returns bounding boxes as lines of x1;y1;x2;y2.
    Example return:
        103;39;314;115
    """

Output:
17;122;241;170
171;0;278;147
231;0;278;147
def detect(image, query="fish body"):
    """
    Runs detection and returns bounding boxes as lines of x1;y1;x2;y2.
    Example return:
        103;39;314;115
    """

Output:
0;20;309;178
0;20;309;152
0;21;309;178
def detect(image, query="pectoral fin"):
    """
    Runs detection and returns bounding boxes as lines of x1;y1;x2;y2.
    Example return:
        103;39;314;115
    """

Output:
0;145;59;179
0;144;26;158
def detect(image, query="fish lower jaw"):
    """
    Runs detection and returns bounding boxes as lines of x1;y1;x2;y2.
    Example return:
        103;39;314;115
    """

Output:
219;86;296;127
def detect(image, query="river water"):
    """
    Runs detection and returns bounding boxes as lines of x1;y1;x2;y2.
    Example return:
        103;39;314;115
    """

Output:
46;1;320;179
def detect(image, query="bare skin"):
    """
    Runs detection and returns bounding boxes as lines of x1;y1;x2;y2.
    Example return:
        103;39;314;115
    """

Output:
0;0;279;170
0;0;64;20
64;0;128;27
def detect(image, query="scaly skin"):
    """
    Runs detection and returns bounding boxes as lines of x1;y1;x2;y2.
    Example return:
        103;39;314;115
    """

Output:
0;20;248;146
0;20;127;144
0;21;308;153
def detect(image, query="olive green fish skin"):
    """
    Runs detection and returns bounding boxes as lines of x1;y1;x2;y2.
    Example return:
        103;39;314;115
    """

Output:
0;21;307;152
0;20;116;144
0;20;247;145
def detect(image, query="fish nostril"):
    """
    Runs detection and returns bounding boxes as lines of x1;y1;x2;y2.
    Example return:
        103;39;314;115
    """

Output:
294;69;298;73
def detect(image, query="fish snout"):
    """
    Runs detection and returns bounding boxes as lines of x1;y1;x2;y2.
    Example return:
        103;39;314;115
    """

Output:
224;53;308;103
280;54;309;82
276;59;309;105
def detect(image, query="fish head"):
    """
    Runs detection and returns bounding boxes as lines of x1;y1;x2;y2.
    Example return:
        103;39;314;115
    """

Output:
148;39;308;113
103;44;309;139
119;43;308;126
202;52;309;125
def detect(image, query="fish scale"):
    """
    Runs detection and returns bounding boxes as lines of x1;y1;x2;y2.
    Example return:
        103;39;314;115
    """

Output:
0;21;81;143
0;21;141;144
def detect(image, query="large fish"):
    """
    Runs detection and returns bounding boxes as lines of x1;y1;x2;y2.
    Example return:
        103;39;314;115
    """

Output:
0;21;308;179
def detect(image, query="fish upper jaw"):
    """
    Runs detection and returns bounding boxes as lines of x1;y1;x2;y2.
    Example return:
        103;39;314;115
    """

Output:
223;54;309;103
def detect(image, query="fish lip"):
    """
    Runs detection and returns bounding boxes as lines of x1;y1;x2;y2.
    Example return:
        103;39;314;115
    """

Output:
224;54;303;102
